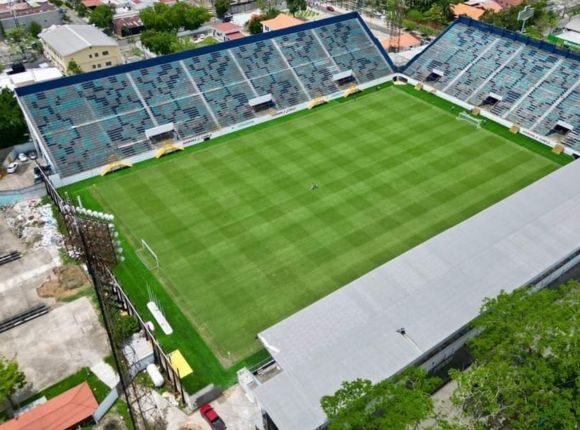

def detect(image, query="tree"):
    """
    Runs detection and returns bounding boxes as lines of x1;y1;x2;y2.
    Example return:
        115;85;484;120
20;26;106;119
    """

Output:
140;2;210;32
215;0;230;19
247;14;265;34
140;29;178;55
321;368;441;430
75;2;89;17
112;311;140;340
67;59;82;75
287;0;307;15
140;3;173;31
5;27;27;44
29;21;42;38
89;4;114;29
0;88;28;148
175;4;212;31
450;281;579;430
246;8;279;34
0;356;26;410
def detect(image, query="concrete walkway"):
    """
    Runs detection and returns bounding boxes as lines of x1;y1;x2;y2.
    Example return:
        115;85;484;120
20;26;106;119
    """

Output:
91;360;120;389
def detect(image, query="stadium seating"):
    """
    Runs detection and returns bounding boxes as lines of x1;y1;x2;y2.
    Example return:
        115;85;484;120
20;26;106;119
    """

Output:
315;21;392;82
405;25;495;88
18;13;394;178
231;40;309;108
405;17;580;150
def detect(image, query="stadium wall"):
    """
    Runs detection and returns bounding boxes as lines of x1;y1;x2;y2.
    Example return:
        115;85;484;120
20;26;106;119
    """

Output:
402;75;579;157
45;75;394;187
412;245;580;374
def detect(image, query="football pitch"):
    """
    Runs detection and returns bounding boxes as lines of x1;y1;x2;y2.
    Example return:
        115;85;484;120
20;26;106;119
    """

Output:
85;86;558;362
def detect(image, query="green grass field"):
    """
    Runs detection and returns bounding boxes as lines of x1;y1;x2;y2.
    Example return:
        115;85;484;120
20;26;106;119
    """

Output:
74;86;560;365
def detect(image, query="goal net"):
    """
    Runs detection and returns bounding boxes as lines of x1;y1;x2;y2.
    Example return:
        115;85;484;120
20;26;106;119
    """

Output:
137;239;159;270
457;111;483;128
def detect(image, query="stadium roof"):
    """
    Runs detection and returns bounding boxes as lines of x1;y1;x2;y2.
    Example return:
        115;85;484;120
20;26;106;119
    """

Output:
255;160;580;430
39;25;118;57
0;382;98;430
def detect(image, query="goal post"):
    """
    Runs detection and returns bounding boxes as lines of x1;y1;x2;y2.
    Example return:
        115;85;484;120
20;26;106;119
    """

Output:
138;239;159;270
457;111;483;128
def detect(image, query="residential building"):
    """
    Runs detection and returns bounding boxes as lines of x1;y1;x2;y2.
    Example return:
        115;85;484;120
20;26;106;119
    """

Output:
81;0;103;9
451;3;486;20
0;1;62;39
381;31;421;52
210;22;245;42
39;25;122;75
261;13;303;32
494;0;523;8
0;382;98;430
113;11;144;37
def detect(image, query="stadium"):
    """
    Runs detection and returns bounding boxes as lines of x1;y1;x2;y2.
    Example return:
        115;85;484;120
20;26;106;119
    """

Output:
14;11;580;430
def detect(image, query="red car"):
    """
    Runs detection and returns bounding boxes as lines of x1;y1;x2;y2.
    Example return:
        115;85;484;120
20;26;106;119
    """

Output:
200;404;226;430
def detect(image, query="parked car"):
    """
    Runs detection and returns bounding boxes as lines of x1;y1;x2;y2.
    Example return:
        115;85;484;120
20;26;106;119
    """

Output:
223;13;233;22
28;150;38;160
6;162;19;174
200;404;226;430
18;152;28;162
326;5;335;11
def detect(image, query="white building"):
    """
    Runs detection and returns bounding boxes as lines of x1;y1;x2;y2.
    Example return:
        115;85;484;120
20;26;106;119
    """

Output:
242;160;580;430
39;25;122;74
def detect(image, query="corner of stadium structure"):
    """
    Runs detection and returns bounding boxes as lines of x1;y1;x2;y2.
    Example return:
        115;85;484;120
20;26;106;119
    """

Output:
397;17;580;159
401;16;580;74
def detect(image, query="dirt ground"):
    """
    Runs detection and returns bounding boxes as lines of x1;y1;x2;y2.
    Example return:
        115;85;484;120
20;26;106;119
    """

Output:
0;219;58;320
0;202;111;401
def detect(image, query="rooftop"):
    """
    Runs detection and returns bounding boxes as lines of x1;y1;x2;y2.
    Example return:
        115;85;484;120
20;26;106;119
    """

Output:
451;3;486;19
0;1;57;19
381;31;421;50
261;13;303;31
555;30;580;46
565;16;580;33
81;0;102;7
40;24;118;56
0;382;98;430
211;21;243;33
255;160;580;430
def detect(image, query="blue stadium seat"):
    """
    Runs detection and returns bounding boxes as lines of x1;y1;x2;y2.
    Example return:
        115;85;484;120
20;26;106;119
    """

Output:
406;19;580;150
18;14;393;178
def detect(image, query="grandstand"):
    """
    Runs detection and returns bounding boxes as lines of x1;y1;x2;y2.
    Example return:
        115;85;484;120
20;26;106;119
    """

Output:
15;15;580;184
15;13;394;184
404;17;580;152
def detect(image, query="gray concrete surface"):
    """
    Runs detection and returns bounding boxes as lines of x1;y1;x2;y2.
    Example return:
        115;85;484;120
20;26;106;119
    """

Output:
0;296;110;399
0;221;57;320
0;161;36;191
170;385;260;430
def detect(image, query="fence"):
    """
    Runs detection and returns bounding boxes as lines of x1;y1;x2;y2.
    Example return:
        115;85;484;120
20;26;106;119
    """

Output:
38;164;187;428
106;271;187;404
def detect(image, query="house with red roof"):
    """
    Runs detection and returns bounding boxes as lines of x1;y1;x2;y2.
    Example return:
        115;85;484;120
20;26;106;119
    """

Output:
0;383;98;430
210;22;246;42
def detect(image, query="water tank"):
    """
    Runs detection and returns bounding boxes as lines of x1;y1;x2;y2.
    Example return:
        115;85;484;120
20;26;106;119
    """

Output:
146;364;164;387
